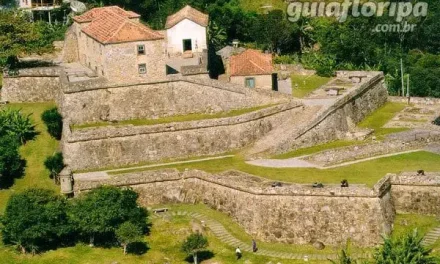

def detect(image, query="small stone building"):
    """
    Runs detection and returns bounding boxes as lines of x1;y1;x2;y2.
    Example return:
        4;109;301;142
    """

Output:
72;6;166;83
165;5;209;57
69;5;209;82
229;49;276;91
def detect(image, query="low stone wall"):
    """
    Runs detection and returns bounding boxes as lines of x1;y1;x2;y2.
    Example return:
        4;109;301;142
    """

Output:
388;96;440;105
74;169;395;247
1;67;61;102
391;172;440;216
303;130;440;167
63;102;302;171
60;74;290;125
274;72;388;154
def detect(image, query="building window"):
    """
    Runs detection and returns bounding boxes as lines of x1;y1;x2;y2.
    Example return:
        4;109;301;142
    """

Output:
137;45;145;55
245;77;256;88
183;39;192;52
138;64;147;74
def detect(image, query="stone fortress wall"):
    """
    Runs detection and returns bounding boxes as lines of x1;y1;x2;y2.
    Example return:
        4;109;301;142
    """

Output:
390;172;440;216
59;72;290;125
74;169;396;247
273;72;388;155
1;67;62;102
63;102;302;171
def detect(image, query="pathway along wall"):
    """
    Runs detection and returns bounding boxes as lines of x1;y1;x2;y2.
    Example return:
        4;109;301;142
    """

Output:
1;67;61;102
74;169;395;247
63;102;302;171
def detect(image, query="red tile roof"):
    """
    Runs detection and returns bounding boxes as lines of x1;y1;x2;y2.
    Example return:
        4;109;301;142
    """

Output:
230;49;273;76
75;7;163;44
73;6;140;23
165;5;209;29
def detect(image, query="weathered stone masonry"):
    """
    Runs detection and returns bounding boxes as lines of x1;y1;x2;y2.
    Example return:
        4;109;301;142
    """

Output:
63;102;302;171
274;72;388;154
1;67;61;103
60;73;290;124
74;169;395;247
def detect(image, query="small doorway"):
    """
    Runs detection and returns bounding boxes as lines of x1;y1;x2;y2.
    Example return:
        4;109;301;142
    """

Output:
272;73;278;91
183;39;192;52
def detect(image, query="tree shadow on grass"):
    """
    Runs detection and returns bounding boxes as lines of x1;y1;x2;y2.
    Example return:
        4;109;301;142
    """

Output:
185;250;215;263
127;242;149;255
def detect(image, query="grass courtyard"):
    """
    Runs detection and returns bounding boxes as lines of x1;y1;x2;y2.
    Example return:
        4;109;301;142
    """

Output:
291;74;331;98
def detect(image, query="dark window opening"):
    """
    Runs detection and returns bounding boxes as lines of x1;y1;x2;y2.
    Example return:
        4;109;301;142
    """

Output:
183;39;192;52
137;44;145;55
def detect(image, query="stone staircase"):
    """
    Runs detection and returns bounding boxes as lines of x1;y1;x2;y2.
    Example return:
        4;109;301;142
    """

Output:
245;105;322;159
150;210;373;261
422;226;440;247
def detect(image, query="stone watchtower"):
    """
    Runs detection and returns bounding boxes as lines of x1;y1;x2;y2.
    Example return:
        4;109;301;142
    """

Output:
59;167;74;196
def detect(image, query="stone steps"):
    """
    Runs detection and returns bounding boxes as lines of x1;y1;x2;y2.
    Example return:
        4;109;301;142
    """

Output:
150;209;376;261
422;227;440;246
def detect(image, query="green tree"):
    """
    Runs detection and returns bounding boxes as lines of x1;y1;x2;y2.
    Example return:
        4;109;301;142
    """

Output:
69;186;148;246
44;152;65;183
1;189;73;254
116;221;143;255
0;11;37;67
0;108;38;144
182;233;209;264
0;135;25;188
375;230;439;264
41;107;63;140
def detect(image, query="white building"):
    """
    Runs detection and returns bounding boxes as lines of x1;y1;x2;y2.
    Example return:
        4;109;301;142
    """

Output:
165;5;209;57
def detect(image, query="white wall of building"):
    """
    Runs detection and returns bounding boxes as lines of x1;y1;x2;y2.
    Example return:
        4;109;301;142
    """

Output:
166;19;207;56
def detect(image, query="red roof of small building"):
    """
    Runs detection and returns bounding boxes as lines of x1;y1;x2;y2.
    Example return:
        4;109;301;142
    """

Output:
165;5;209;29
230;49;273;76
73;6;140;23
74;6;163;44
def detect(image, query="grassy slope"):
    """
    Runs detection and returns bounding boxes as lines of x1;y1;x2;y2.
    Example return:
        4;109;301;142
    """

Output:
0;207;325;264
73;104;275;130
291;74;331;98
114;151;440;188
358;101;408;138
0;103;59;213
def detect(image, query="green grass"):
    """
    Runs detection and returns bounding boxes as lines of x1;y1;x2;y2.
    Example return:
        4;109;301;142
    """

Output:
273;140;360;159
72;104;276;130
392;214;440;239
0;205;326;264
273;101;410;160
0;103;59;213
111;151;440;188
291;74;331;98
358;102;409;137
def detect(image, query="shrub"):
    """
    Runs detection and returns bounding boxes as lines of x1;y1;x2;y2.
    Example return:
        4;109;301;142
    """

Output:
116;222;143;255
44;152;65;183
1;189;74;254
0;108;37;144
0;135;25;188
375;229;439;264
274;54;300;64
41;107;63;140
182;233;209;264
